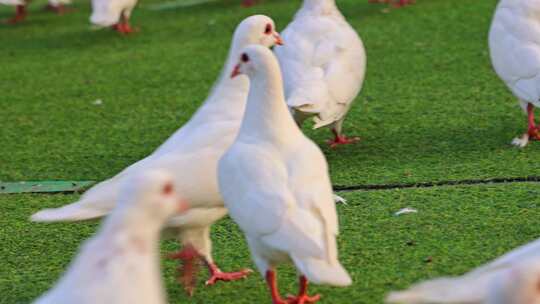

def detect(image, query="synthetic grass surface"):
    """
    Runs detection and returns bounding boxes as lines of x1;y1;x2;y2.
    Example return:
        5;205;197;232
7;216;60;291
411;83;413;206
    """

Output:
2;183;540;303
1;0;539;186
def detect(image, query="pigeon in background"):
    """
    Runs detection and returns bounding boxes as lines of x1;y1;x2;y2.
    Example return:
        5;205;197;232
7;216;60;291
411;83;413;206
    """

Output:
275;0;367;148
219;45;352;304
44;0;74;14
90;0;139;34
386;238;540;304
489;0;540;148
31;15;283;295
32;170;189;304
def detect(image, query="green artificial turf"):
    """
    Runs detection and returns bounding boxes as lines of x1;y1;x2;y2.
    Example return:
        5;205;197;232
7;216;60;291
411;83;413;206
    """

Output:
2;183;540;303
1;0;539;186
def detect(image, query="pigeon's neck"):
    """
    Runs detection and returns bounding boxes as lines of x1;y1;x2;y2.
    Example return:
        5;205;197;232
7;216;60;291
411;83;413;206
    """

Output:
239;62;303;144
299;0;340;17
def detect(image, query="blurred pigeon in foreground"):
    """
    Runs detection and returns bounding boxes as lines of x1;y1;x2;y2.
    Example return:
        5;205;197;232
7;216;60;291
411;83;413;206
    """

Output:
33;171;189;304
275;0;366;148
489;0;540;148
219;45;351;304
31;15;282;295
90;0;139;34
386;238;540;304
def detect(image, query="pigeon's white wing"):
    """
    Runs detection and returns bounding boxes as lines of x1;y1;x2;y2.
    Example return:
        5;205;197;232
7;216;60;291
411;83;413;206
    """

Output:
219;144;324;258
489;4;540;105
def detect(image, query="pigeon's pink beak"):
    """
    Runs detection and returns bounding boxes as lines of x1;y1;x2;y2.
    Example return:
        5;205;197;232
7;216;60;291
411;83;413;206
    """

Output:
231;64;241;78
177;199;189;213
274;33;284;45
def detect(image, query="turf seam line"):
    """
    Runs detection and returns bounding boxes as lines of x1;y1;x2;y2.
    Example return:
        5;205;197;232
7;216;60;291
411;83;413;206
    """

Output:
2;176;540;194
333;176;540;192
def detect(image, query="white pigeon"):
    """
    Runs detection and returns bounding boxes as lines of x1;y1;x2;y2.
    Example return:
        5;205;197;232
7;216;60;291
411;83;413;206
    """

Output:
489;0;540;148
274;0;366;148
33;170;189;304
218;45;352;304
386;237;540;304
31;15;283;294
45;0;73;14
90;0;139;34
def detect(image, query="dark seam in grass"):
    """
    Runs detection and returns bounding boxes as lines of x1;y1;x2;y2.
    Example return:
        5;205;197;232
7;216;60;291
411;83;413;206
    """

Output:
333;176;540;192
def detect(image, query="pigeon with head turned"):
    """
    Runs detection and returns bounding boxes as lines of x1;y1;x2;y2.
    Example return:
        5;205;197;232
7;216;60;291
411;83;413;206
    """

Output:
219;45;352;304
274;0;366;148
31;15;282;295
386;238;540;304
90;0;139;34
33;170;188;304
489;0;540;148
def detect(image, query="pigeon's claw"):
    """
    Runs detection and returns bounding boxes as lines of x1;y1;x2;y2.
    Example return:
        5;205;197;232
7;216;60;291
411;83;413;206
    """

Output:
286;294;321;304
3;5;26;24
241;0;257;7
205;263;252;285
168;245;201;296
327;135;360;148
392;0;415;7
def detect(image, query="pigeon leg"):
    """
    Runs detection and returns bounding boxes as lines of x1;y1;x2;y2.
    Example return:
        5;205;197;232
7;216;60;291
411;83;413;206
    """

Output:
327;120;360;148
112;13;135;34
527;103;540;140
4;5;27;24
392;0;415;7
286;276;321;304
266;270;288;304
204;261;252;285
168;245;200;296
44;3;74;14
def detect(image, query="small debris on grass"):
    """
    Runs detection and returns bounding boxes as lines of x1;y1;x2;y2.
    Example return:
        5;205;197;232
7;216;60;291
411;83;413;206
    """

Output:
394;207;418;216
406;240;416;246
92;99;103;106
333;194;348;205
424;256;433;263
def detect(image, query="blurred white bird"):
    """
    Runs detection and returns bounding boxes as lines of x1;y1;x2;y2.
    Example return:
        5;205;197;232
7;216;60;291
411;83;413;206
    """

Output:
489;0;540;148
219;45;352;304
275;0;366;148
33;170;189;304
45;0;74;14
386;238;540;304
1;0;73;24
30;15;282;295
90;0;139;34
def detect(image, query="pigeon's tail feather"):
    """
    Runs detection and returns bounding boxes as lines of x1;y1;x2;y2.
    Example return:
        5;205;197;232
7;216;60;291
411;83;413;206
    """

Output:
385;276;486;304
31;179;119;222
291;255;352;287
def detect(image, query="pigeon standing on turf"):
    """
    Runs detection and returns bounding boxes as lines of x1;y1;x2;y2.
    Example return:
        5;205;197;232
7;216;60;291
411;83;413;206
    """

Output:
218;45;352;304
90;0;139;34
31;15;283;294
274;0;366;148
489;0;540;148
33;171;189;304
386;238;540;304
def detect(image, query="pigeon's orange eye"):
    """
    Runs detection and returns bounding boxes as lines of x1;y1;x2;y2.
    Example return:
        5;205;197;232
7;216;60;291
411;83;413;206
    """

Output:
241;53;250;63
265;23;272;35
162;183;174;195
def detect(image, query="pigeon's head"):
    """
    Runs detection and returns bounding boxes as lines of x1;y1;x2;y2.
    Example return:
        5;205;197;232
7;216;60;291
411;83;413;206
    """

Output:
120;170;189;222
230;45;279;79
487;259;540;304
234;15;283;50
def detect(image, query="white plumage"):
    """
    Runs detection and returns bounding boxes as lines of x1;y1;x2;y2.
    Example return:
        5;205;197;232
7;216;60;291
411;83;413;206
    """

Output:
90;0;137;28
489;0;540;147
33;170;188;304
386;238;540;304
0;0;23;5
275;0;366;147
218;45;351;303
31;15;283;291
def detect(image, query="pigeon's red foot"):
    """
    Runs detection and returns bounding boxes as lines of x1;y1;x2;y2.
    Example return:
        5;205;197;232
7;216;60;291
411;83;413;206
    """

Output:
44;4;74;15
3;5;26;24
528;126;540;141
327;135;360;148
112;23;137;34
241;0;257;7
286;294;321;304
205;263;252;285
168;245;200;296
392;0;415;7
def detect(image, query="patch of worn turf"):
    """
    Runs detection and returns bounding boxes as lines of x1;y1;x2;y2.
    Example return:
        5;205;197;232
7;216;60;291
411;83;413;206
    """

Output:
2;183;539;303
1;0;539;186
